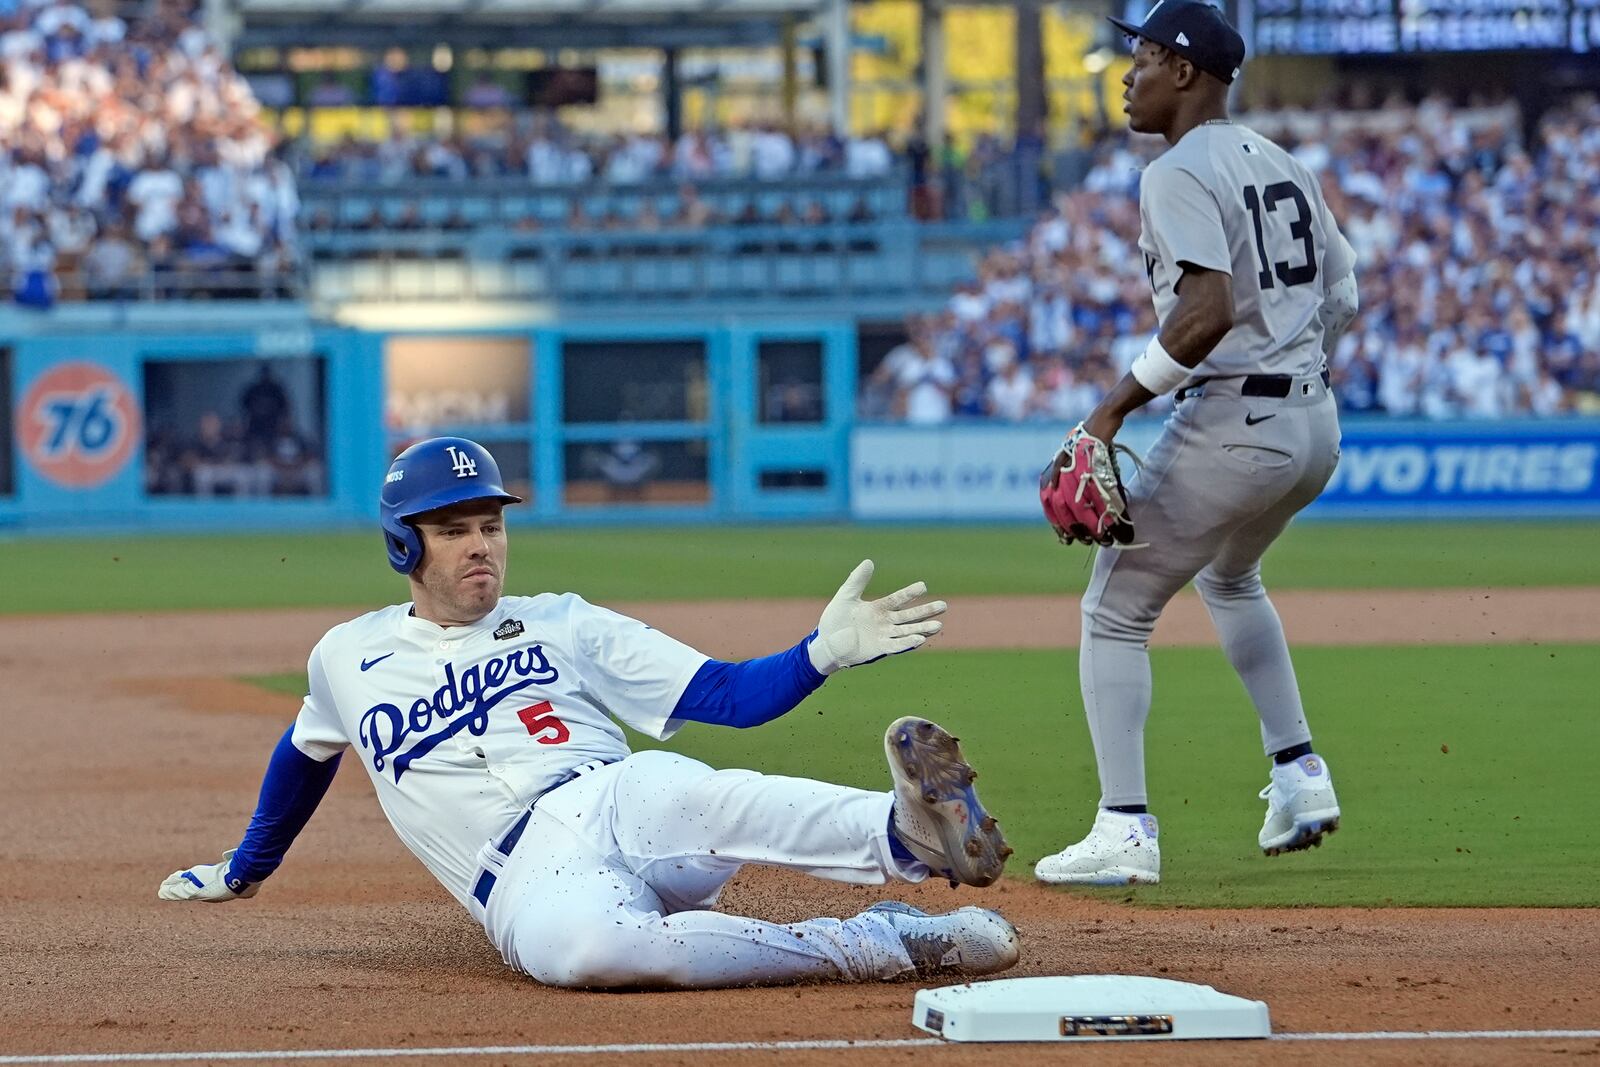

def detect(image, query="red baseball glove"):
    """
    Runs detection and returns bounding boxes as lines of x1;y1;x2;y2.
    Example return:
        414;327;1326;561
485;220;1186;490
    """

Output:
1039;423;1138;547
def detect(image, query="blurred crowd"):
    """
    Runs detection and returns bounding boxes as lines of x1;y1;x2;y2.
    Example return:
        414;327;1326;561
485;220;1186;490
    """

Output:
0;0;297;305
863;94;1600;423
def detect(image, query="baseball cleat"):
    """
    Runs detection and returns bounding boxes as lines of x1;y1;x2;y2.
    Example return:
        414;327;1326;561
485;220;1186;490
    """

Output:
884;717;1012;887
1259;753;1340;855
866;900;1020;978
1034;809;1161;885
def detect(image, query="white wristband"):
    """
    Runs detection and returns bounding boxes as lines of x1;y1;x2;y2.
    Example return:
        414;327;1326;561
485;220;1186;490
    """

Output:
1130;336;1191;395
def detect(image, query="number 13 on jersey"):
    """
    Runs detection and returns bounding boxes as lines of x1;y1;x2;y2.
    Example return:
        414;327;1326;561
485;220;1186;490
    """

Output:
1243;181;1317;290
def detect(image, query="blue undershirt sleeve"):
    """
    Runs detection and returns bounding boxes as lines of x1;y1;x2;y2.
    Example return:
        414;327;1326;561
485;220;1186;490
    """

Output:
671;632;827;729
227;727;342;886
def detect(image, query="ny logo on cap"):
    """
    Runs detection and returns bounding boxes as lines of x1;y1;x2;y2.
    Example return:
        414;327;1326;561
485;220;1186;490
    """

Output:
445;445;479;478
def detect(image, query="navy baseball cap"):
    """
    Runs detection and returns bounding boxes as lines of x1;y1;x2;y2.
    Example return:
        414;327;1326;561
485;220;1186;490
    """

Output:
1109;1;1246;84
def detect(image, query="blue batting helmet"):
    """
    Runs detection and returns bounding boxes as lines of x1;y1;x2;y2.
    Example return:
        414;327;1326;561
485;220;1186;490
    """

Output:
380;437;522;575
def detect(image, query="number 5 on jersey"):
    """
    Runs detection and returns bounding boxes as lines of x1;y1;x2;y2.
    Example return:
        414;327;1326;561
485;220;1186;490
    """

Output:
517;701;570;745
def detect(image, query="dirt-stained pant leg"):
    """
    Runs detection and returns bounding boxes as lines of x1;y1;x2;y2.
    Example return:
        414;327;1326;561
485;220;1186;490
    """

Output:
483;752;921;989
1079;377;1338;808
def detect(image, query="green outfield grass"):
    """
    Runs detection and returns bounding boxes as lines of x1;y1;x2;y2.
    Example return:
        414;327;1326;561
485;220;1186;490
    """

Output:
5;520;1599;614
245;642;1600;907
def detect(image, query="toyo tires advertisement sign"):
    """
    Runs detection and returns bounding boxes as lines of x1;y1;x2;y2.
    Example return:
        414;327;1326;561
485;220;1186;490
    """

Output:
1315;420;1600;516
850;418;1600;520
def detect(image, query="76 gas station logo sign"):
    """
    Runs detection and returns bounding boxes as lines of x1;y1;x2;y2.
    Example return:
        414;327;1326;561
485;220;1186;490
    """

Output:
17;362;141;488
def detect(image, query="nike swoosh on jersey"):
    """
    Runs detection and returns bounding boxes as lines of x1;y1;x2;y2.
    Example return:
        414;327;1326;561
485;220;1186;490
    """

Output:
1244;413;1277;425
360;652;397;671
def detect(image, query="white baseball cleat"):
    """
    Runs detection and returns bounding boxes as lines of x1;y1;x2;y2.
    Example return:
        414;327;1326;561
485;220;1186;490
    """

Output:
1259;753;1340;855
1034;809;1161;885
865;901;1020;978
884;717;1013;887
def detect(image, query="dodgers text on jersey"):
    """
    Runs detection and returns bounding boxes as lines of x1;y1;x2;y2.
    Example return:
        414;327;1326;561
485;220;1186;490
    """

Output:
358;645;560;781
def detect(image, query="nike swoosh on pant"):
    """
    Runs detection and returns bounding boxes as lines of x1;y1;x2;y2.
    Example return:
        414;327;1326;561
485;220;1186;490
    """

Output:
1244;414;1277;425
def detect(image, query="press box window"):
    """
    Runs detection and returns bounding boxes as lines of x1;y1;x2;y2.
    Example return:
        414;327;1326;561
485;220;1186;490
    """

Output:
562;340;708;424
143;356;328;498
757;340;825;424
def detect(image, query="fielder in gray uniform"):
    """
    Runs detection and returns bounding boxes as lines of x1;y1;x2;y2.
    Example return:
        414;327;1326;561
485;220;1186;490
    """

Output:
1034;0;1360;885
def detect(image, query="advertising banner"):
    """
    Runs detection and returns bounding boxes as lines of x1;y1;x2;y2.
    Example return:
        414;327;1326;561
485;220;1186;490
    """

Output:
15;359;141;491
1312;419;1600;518
850;419;1600;520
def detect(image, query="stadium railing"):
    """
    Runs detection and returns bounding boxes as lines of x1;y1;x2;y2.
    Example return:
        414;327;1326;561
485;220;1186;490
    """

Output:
299;168;914;231
50;267;305;304
306;219;1026;305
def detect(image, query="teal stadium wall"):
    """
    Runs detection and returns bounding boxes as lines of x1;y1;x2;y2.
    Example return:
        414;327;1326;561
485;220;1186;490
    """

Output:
1;315;857;530
3;314;1598;531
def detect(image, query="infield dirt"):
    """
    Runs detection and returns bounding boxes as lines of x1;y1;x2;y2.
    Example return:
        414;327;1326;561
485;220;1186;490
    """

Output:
2;589;1597;1064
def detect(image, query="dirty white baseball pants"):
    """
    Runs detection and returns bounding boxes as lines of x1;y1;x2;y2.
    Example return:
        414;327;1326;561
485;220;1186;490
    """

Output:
1079;373;1341;808
472;750;928;988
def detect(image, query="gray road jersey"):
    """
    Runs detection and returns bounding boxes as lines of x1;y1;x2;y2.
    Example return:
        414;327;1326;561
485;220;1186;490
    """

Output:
1138;122;1355;379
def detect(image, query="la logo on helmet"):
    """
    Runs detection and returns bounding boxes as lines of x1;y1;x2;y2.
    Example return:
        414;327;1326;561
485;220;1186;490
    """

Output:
446;445;479;479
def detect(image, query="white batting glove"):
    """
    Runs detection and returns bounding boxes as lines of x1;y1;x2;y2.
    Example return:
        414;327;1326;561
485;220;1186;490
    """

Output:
807;560;947;676
158;848;260;903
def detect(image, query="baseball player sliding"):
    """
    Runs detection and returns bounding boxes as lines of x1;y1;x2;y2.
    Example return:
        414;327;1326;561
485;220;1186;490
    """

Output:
160;437;1019;989
1035;0;1359;885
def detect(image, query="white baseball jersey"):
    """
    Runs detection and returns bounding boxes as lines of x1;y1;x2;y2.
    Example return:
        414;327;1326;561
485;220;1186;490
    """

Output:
291;594;708;907
1139;122;1356;379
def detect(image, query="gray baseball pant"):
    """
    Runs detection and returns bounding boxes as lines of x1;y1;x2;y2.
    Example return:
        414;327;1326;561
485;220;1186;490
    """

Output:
1079;373;1341;808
